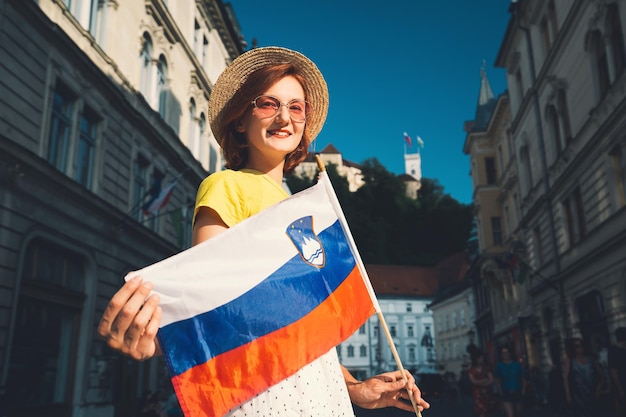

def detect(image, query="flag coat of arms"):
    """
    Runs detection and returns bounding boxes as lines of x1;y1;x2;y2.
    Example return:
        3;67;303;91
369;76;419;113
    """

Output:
134;172;378;417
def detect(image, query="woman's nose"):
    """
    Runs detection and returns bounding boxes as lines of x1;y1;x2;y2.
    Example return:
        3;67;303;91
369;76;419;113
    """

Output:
274;104;290;122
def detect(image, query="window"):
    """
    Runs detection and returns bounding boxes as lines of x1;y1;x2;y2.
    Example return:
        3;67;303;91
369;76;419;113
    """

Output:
48;85;75;172
5;239;85;414
157;55;168;120
563;187;586;245
546;105;563;156
407;325;414;338
590;30;611;98
47;82;100;189
198;113;206;160
390;325;397;338
359;345;367;357
202;36;209;68
194;20;201;56
406;302;412;312
88;0;106;43
520;145;533;195
132;156;150;222
558;90;572;144
140;33;153;99
460;309;466;326
610;145;626;207
607;3;626;78
491;217;503;246
189;99;197;157
358;325;366;334
485;157;497;184
453;311;458;328
515;69;524;102
347;345;354;358
540;2;558;54
408;346;416;362
76;107;98;187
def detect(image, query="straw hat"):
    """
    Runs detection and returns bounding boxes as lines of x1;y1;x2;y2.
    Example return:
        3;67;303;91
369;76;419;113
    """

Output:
208;46;329;145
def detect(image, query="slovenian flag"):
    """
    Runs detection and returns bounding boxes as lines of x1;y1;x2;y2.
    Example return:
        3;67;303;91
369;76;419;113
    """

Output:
403;132;412;147
133;171;379;417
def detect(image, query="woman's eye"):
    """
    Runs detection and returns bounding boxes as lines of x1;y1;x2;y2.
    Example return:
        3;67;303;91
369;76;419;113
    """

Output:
258;98;278;109
290;102;305;113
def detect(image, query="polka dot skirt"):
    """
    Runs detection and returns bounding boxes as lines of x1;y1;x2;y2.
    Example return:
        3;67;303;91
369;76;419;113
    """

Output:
224;348;355;417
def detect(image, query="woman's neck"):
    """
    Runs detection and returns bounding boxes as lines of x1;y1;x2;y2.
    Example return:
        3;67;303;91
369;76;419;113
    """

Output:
245;158;285;185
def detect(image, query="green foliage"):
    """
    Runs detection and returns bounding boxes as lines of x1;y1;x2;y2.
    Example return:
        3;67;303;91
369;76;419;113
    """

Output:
286;158;473;266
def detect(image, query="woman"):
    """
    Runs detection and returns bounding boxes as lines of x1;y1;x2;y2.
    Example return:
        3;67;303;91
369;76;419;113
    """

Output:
468;350;497;417
564;337;605;417
98;46;429;417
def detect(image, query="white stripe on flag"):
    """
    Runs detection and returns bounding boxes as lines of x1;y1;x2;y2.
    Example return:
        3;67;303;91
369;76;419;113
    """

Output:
131;181;338;327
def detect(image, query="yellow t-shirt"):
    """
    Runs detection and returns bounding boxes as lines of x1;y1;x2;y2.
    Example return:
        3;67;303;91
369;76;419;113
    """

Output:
194;168;289;227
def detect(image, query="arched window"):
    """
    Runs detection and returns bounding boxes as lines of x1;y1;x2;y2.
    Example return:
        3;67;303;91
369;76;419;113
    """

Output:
607;3;626;79
139;33;153;99
546;104;562;157
157;55;168;119
5;239;86;414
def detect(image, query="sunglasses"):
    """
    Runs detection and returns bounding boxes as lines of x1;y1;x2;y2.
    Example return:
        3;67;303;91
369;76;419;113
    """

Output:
251;95;312;122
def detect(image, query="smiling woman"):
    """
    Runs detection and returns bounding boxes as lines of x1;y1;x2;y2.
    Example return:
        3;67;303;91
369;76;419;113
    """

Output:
98;46;429;417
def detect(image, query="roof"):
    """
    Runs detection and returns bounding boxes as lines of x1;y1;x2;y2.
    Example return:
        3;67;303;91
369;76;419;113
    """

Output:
365;251;469;298
320;143;341;154
366;264;439;297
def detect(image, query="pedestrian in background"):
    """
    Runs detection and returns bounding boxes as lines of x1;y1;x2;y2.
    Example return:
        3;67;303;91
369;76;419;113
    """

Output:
609;327;626;417
494;346;525;417
563;337;605;417
467;347;497;417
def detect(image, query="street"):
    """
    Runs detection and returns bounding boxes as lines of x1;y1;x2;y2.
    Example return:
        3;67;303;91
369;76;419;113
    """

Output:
354;396;562;417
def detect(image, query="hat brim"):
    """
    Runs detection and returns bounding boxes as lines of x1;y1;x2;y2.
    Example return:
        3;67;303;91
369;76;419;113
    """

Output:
208;46;328;146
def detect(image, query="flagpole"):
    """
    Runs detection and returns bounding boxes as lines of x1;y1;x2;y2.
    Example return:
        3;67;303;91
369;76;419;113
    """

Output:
315;156;422;417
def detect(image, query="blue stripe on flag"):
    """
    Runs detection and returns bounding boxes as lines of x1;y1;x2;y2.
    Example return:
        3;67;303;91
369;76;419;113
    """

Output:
158;220;356;376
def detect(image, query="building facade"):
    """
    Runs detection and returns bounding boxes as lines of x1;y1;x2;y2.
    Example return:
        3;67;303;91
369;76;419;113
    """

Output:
0;1;245;416
339;255;469;379
465;0;626;383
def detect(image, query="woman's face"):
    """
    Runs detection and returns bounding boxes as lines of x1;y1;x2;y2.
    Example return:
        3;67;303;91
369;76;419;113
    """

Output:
239;75;306;166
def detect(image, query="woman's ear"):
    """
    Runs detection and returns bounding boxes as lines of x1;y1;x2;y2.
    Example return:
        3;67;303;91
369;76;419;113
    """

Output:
235;119;246;133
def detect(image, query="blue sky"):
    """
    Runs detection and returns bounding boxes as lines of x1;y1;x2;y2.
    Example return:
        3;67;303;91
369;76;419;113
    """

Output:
228;1;512;204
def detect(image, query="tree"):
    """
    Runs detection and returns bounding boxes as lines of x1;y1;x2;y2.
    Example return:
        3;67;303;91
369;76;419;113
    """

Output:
285;158;473;266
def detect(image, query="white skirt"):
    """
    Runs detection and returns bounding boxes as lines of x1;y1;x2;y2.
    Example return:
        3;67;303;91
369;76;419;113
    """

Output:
224;348;355;417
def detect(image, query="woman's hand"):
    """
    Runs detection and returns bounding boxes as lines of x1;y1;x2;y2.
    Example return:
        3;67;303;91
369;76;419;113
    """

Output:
97;274;162;360
346;369;430;413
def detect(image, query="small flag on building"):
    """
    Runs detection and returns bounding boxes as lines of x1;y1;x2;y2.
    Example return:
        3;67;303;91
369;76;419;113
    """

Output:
403;132;412;147
143;180;176;216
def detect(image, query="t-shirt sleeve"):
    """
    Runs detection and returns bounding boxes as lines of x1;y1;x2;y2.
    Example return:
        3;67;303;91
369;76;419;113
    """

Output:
194;173;248;227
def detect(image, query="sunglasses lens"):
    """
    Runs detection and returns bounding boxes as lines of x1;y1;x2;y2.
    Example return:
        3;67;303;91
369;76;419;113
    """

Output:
254;96;280;117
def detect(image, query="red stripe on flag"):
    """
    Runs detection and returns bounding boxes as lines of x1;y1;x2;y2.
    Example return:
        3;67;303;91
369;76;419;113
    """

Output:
170;266;375;417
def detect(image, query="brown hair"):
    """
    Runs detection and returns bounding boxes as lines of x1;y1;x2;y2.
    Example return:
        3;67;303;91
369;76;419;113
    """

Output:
218;63;312;173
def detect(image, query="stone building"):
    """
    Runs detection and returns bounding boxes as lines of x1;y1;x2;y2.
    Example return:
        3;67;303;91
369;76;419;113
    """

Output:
464;0;626;380
0;1;245;415
339;253;469;379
